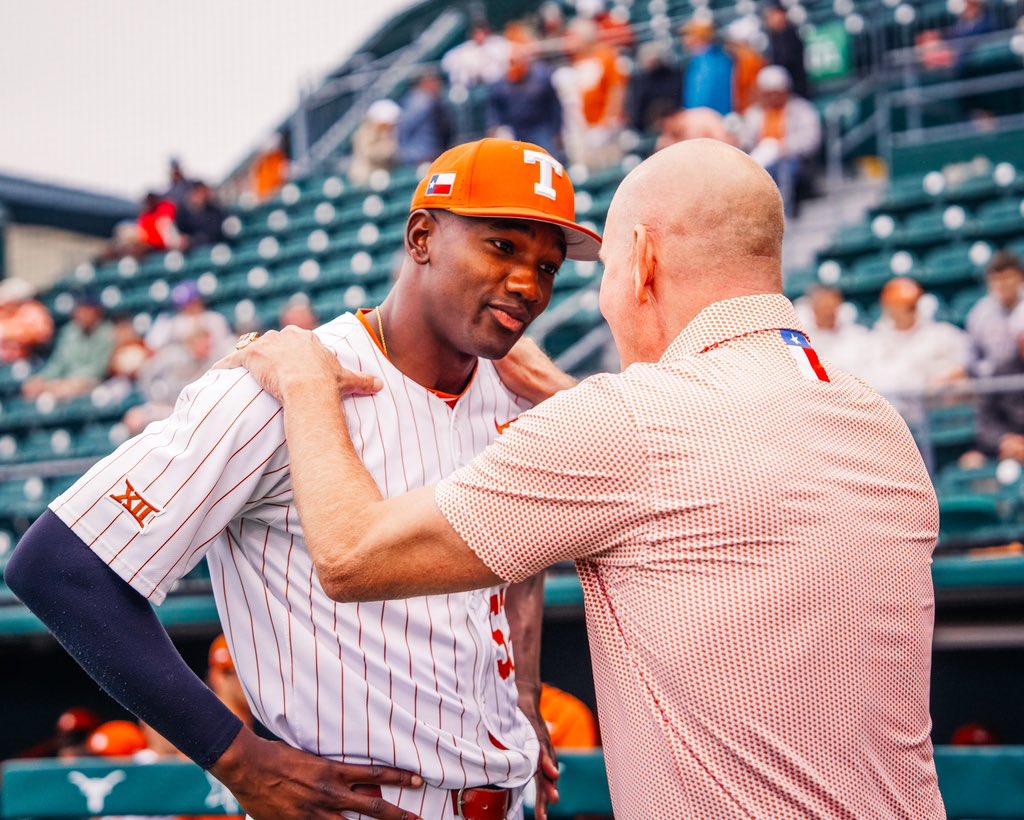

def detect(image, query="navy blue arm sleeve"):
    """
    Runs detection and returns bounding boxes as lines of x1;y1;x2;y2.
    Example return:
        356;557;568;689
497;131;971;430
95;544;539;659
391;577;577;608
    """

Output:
4;510;243;769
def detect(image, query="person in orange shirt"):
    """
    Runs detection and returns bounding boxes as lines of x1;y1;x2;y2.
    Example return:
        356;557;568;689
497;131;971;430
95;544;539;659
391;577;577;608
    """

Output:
0;278;54;364
251;134;289;202
726;18;768;113
540;685;599;750
560;18;626;169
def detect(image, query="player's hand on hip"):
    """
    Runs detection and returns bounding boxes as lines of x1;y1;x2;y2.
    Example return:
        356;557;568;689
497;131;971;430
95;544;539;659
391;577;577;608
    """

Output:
494;336;576;406
215;326;382;403
209;727;423;820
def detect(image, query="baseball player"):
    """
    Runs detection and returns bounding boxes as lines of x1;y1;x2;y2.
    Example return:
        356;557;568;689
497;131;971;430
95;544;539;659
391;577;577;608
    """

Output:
6;138;600;820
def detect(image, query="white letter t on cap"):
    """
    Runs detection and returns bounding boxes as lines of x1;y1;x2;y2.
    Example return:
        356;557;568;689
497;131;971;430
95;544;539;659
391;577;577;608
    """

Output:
523;150;563;201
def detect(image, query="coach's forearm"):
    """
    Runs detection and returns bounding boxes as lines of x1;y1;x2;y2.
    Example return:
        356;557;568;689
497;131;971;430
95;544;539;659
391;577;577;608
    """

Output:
5;511;243;769
280;384;503;600
278;382;385;592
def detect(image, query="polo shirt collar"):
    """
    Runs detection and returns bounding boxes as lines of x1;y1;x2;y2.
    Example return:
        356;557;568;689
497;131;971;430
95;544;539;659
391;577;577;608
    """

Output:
662;293;804;361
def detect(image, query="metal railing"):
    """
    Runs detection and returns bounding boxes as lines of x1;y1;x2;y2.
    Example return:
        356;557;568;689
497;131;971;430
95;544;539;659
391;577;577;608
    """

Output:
823;25;1024;184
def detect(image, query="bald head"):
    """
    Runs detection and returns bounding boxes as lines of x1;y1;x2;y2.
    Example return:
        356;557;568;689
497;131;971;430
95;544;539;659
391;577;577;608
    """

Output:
598;140;786;365
611;139;784;274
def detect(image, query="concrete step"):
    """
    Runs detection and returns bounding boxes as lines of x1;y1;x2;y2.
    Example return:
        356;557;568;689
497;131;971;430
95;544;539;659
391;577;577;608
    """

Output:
783;176;886;272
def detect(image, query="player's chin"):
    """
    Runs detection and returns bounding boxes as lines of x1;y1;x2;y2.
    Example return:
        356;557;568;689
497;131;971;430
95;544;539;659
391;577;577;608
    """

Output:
473;329;526;360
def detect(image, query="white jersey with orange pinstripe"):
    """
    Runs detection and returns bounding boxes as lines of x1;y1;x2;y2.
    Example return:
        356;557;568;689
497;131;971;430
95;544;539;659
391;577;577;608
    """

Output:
49;312;538;818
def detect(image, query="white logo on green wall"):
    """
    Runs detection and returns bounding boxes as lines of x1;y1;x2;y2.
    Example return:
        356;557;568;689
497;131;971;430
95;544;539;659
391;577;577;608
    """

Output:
68;770;127;813
806;22;852;82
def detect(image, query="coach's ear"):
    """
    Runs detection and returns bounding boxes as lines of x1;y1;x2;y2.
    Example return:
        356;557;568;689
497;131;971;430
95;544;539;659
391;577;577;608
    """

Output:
630;223;657;305
406;209;436;265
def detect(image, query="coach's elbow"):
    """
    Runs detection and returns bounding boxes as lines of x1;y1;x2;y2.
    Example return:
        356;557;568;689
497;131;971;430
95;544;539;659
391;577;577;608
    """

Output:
313;532;381;603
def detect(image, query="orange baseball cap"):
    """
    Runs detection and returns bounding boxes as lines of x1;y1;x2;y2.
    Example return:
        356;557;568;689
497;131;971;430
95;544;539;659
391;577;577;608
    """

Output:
208;634;235;673
880;277;923;309
87;720;149;757
410;138;602;262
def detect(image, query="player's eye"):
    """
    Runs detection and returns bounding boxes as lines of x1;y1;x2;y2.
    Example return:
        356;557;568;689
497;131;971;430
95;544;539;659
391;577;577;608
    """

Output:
539;262;559;277
490;239;514;254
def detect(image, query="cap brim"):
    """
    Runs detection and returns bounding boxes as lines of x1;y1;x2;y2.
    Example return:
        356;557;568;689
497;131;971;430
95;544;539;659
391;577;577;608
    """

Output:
446;205;603;262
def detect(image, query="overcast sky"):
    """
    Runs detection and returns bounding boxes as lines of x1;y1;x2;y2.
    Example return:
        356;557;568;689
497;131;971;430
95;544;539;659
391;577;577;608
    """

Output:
0;1;411;199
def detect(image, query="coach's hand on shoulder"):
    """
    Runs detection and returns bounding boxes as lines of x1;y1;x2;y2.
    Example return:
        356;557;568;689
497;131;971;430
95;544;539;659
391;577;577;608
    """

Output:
215;327;382;403
210;726;423;820
495;337;576;406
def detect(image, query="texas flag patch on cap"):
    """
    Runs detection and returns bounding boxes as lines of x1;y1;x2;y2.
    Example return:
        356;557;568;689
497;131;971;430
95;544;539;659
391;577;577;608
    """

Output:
781;330;830;382
425;173;456;196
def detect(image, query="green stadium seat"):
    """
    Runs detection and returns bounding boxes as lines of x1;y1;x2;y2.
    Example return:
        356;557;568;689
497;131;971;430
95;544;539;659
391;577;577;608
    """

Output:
825;222;885;260
969;197;1024;240
939;494;1017;544
896;206;971;249
948;285;986;326
876;173;932;214
928;404;977;470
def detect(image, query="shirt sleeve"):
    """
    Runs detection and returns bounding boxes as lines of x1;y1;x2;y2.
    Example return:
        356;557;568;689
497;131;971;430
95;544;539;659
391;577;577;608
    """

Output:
435;373;647;583
48;367;286;604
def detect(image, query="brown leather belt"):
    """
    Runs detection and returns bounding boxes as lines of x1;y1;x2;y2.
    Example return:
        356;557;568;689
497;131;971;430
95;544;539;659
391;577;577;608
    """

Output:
359;784;510;819
450;786;511;820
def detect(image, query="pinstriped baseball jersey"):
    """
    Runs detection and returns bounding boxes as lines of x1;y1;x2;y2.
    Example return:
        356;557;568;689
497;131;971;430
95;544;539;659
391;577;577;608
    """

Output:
49;312;539;819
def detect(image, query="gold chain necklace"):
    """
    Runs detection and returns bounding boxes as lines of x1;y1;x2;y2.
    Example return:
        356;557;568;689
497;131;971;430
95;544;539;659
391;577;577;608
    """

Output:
375;307;388;358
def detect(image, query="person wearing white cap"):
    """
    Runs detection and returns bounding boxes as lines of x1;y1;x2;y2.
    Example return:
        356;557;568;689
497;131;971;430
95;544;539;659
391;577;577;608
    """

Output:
739;65;821;215
349;98;402;186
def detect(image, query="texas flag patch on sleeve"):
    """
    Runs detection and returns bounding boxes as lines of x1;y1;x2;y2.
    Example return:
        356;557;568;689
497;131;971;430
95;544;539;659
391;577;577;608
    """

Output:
780;330;830;382
426;173;456;196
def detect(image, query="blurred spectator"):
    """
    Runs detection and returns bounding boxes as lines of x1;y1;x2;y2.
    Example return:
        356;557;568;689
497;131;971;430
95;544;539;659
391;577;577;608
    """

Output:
207;635;254;728
575;0;634;49
488;36;563;154
397;75;453;166
949;0;995;39
22;293;114;402
164;158;192;208
441;20;510;89
655;107;735;152
797;284;873;377
350;99;401;186
681;18;734;116
540;684;600;750
558;18;627;169
137;192;181;253
14;706;101;760
145;280;234;356
726;17;769;113
251;133;290;202
0;277;54;364
628;41;683;133
762;2;810;99
538;1;567;40
966;250;1024;377
279;294;319;331
107;314;151;386
866;278;969;397
740;66;821;216
87;719;149;758
974;306;1024;462
918;0;995;71
174;181;226;250
124;327;218;435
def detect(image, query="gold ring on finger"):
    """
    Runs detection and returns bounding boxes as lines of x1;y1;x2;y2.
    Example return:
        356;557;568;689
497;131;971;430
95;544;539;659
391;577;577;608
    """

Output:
235;332;261;350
